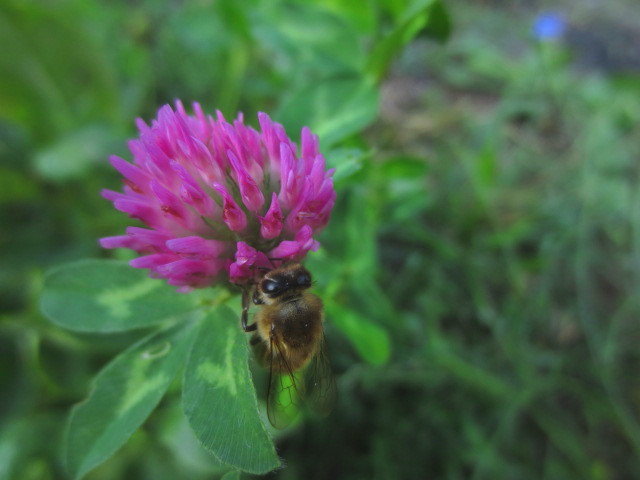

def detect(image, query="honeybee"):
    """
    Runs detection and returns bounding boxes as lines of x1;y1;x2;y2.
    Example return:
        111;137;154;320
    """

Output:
240;262;336;428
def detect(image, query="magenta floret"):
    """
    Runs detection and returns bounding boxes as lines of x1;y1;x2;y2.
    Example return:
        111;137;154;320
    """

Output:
100;101;335;291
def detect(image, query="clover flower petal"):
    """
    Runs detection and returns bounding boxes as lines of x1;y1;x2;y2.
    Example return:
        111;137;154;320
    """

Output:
101;101;335;289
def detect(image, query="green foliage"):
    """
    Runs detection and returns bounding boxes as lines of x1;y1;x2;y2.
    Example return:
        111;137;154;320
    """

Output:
34;126;120;182
65;321;197;479
2;0;640;479
326;303;390;365
155;402;230;476
0;413;62;480
366;0;449;82
276;77;379;149
183;307;280;474
221;471;242;480
324;148;368;186
40;260;200;332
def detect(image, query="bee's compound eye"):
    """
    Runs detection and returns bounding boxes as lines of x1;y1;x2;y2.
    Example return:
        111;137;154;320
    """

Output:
296;273;311;287
262;279;279;293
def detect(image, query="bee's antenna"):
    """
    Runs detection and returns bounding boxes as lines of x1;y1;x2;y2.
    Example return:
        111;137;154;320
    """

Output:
267;257;284;269
249;264;271;274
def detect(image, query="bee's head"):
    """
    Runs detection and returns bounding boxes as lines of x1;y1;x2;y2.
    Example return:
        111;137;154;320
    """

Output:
258;263;312;303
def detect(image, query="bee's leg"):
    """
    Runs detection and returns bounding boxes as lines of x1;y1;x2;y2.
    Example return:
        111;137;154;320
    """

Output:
241;286;257;332
253;288;265;305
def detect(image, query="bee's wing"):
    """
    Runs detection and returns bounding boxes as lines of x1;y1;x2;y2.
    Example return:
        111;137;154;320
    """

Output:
304;334;337;417
266;334;304;429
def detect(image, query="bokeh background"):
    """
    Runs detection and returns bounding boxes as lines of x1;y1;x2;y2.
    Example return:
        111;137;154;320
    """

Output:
2;0;640;479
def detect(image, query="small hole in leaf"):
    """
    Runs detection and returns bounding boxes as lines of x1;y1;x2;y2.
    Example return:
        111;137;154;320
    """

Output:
141;341;171;359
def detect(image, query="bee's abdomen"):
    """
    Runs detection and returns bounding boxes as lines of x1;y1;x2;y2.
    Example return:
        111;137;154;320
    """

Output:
276;295;322;349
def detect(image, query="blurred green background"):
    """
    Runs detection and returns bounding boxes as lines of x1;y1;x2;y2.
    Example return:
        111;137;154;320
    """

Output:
2;0;640;478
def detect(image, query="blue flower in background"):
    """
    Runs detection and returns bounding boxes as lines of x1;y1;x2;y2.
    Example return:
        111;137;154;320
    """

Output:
533;12;567;41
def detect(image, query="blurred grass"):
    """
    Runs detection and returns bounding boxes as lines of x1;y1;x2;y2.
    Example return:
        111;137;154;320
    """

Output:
2;0;640;479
